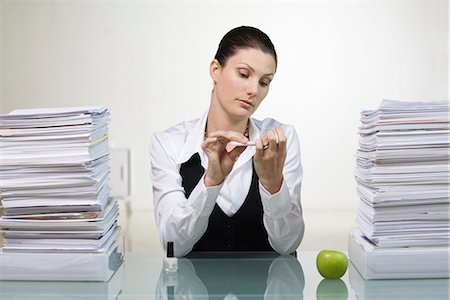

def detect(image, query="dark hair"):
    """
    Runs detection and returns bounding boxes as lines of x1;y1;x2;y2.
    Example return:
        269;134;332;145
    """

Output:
214;26;277;68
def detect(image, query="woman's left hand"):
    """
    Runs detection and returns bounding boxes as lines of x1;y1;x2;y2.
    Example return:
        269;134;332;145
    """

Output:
254;126;287;194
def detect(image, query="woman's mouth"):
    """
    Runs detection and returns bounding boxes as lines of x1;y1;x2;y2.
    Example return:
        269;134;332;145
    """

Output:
238;99;254;109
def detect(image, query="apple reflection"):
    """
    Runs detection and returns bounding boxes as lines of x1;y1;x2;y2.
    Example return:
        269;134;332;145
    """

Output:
316;279;348;300
155;253;304;299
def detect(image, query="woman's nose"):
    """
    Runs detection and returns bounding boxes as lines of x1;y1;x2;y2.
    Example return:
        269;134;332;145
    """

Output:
245;79;258;96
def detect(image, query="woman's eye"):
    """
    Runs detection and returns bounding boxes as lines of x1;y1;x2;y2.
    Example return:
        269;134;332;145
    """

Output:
239;72;249;78
260;81;270;87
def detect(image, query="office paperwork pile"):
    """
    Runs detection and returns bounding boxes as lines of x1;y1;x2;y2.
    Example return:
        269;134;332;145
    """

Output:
0;107;123;281
349;99;450;279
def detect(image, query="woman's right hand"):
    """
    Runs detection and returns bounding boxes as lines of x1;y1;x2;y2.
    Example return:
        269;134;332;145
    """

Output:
202;130;249;186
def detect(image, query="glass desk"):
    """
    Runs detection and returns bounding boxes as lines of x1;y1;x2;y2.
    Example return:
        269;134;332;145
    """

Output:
0;251;448;299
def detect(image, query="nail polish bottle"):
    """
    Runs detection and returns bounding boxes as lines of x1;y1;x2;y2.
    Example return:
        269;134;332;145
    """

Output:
163;241;178;272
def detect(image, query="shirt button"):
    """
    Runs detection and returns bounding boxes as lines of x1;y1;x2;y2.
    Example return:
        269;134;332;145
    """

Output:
227;224;231;229
227;243;232;248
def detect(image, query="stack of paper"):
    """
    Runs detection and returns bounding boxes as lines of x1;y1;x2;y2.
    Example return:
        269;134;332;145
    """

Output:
350;99;450;279
0;107;122;280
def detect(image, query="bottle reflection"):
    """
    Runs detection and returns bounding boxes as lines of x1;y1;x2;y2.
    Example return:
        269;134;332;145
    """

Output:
155;253;304;299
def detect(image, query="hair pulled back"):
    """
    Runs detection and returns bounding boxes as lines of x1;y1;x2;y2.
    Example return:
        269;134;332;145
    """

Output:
214;26;277;68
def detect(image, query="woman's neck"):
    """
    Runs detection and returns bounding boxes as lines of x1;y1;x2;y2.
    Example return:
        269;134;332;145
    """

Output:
206;106;248;138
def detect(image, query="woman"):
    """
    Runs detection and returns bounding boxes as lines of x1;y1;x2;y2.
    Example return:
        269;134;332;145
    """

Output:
150;26;304;257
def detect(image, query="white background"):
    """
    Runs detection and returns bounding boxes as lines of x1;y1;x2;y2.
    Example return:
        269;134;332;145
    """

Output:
1;1;448;217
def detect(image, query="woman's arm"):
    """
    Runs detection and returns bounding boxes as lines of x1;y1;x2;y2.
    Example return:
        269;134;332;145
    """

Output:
257;125;305;254
150;130;248;256
150;134;222;257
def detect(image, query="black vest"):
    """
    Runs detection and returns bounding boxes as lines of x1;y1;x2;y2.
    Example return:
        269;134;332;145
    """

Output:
180;153;274;251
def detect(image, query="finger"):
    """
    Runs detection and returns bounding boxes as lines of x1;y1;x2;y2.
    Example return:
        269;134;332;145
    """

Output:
227;145;247;161
221;145;247;175
254;138;264;159
202;136;226;153
225;142;236;153
225;142;248;153
202;136;218;147
268;129;278;152
260;132;270;151
275;126;287;154
272;128;279;145
208;130;249;144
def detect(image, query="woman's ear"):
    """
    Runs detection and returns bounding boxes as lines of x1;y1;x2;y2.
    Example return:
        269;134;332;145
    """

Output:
209;59;221;83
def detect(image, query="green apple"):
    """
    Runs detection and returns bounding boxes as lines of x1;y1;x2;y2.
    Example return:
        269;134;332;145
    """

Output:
316;250;348;279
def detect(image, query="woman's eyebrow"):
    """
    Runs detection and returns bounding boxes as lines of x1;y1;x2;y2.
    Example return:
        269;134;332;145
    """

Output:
238;63;274;77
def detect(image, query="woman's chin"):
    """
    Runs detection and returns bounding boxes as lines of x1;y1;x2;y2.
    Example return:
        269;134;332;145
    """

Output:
235;106;254;118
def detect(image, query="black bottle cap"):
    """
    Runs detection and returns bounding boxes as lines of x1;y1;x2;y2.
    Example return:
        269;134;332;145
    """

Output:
167;241;174;258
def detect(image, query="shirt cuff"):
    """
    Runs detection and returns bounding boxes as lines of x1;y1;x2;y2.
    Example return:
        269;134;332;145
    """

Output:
188;174;223;217
259;180;291;219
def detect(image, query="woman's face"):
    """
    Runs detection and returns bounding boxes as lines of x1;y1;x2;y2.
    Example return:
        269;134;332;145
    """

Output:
211;48;276;121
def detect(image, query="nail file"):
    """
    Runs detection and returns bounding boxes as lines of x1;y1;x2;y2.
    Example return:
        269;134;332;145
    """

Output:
228;141;257;147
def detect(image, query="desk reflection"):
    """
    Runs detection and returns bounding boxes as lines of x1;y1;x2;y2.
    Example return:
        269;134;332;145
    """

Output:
155;253;304;299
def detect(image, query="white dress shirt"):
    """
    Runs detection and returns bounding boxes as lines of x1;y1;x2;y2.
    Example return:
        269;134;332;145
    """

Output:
149;112;304;256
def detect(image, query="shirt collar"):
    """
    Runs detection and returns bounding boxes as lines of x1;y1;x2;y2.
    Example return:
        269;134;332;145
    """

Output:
175;112;208;165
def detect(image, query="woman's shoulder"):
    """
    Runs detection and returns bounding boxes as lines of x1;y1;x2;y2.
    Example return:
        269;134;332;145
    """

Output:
154;117;200;139
150;116;202;155
252;117;297;134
